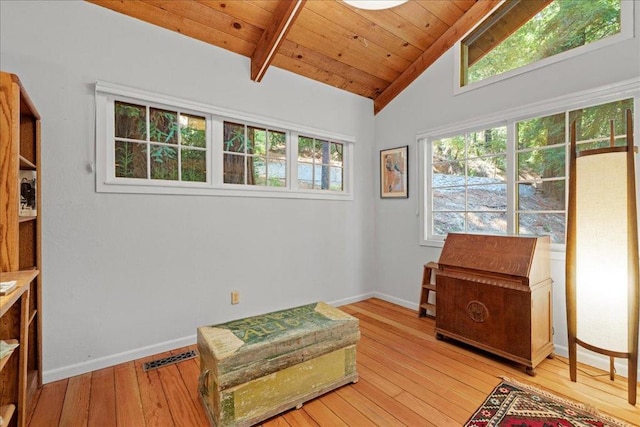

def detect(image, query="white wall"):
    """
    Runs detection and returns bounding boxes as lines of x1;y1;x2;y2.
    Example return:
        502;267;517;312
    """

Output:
374;2;640;377
0;1;376;382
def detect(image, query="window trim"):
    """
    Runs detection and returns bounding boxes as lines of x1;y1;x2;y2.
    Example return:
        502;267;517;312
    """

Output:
95;81;354;200
453;0;635;95
418;78;640;254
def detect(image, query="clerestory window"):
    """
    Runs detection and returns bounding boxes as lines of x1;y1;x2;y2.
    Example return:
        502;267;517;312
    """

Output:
459;0;630;88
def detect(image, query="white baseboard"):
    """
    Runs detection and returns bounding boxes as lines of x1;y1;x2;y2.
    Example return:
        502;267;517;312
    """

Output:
43;335;196;384
372;291;418;311
329;292;376;307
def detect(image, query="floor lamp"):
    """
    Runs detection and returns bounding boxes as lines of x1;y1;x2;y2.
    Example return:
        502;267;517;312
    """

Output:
566;109;639;405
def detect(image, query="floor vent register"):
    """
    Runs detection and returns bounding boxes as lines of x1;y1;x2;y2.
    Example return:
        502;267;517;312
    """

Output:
143;349;198;371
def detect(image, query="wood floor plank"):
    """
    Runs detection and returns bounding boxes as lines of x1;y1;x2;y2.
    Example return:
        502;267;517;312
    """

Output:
353;378;434;427
59;372;91;427
281;406;320;426
134;352;174;427
300;397;349;427
169;347;210;426
88;367;116;427
27;379;68;427
156;363;204;427
317;392;372;426
335;384;405;427
114;361;146;427
27;298;640;427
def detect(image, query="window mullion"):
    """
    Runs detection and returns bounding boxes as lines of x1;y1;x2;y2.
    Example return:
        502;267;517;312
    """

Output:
506;120;516;235
146;105;151;180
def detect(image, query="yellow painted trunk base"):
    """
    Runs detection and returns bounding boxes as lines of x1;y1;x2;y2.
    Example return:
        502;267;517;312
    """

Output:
201;346;357;427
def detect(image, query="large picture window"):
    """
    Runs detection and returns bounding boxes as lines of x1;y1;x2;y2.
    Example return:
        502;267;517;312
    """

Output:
422;95;636;247
95;82;353;200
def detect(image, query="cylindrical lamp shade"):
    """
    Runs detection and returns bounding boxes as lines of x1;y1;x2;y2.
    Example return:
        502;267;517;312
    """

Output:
574;150;629;353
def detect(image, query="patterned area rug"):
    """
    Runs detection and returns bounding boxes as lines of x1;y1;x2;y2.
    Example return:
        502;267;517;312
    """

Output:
464;378;632;427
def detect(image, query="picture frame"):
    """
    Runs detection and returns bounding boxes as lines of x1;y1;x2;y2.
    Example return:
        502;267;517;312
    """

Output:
380;145;408;198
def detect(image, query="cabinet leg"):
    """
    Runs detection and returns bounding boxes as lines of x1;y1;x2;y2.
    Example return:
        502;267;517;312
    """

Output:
525;366;537;377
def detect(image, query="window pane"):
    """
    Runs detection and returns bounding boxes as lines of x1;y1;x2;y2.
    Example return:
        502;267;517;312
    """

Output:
518;213;566;243
518;180;565;211
468;128;506;155
115;141;147;178
433;187;465;211
517;147;565;179
467;156;506;181
433;212;465;236
465;0;622;85
330;166;343;191
517;113;565;150
298;136;314;160
467;212;507;234
224;122;246;153
150;108;178;144
251;156;266;186
150;144;178;180
268;130;286;157
267;159;286;187
298;163;314;189
467;183;506;211
115;101;146;140
181;148;206;182
433;161;465;187
248;126;265;155
181;114;206;148
224;153;245;184
330;143;343;166
569;98;634;151
433;136;465;162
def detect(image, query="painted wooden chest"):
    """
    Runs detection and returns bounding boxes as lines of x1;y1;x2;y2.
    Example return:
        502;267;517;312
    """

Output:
197;302;359;427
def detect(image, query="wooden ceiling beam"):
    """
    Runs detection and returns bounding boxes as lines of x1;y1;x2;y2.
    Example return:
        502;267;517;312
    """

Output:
373;0;501;115
251;0;306;82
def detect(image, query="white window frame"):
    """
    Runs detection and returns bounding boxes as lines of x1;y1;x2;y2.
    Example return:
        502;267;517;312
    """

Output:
418;78;640;256
454;0;635;95
95;81;354;200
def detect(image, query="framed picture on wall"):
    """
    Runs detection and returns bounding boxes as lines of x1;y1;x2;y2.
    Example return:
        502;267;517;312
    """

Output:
380;145;408;198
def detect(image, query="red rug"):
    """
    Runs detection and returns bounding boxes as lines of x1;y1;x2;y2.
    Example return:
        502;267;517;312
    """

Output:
464;378;632;427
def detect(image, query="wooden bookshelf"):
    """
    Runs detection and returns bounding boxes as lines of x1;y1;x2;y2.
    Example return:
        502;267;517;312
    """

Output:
1;71;42;427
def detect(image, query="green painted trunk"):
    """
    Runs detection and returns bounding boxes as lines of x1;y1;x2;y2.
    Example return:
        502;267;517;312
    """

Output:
197;302;360;427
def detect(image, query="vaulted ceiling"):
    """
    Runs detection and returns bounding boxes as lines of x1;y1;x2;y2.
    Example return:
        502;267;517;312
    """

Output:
87;0;509;114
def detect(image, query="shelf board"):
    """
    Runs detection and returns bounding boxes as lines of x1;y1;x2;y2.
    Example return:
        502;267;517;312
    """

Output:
18;215;37;223
18;155;36;170
0;404;16;427
28;309;37;325
0;339;19;372
0;270;38;317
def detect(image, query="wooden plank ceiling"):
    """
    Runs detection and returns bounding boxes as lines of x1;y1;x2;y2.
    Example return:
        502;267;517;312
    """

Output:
86;0;507;114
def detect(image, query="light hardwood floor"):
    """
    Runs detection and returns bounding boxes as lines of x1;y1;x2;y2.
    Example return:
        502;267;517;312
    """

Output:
27;298;639;426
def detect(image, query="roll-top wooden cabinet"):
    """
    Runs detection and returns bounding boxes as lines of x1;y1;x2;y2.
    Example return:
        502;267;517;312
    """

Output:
435;233;553;375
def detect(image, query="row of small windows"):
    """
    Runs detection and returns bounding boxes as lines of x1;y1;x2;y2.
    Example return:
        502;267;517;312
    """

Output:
111;100;345;193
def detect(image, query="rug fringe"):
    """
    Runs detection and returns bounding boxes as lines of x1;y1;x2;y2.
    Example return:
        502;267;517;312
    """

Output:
499;376;633;427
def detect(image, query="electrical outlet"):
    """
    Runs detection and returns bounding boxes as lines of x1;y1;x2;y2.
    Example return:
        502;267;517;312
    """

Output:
231;291;240;305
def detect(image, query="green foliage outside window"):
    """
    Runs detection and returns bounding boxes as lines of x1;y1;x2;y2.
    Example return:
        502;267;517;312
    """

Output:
467;0;621;84
114;101;206;182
